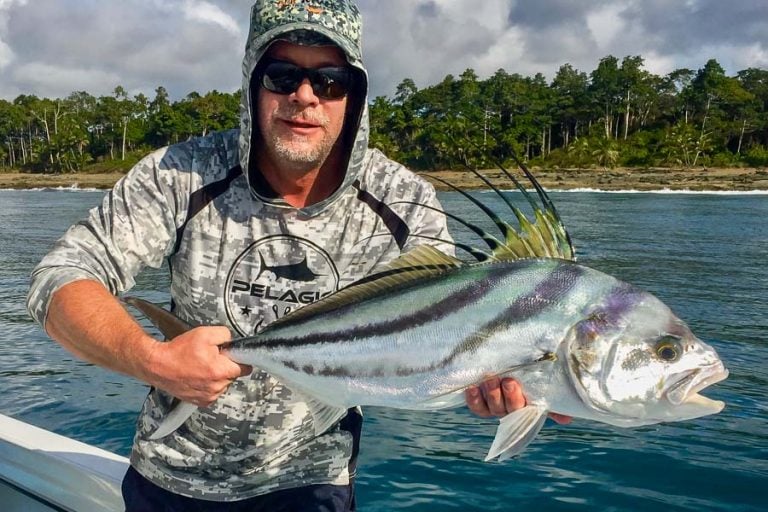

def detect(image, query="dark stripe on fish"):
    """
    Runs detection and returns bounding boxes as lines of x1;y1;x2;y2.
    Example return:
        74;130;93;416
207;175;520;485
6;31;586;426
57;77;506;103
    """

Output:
600;282;647;325
257;262;542;348
296;262;584;378
398;261;584;375
572;281;646;356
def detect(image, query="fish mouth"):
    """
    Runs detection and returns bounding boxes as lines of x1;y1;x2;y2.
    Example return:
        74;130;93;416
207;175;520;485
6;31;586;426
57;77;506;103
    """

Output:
666;362;729;410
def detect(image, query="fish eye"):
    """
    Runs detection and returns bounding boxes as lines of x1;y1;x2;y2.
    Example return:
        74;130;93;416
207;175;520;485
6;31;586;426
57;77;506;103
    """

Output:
654;336;682;362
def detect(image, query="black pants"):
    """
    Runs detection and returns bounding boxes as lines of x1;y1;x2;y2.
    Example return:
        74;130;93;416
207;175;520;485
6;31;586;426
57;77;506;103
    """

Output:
122;466;356;512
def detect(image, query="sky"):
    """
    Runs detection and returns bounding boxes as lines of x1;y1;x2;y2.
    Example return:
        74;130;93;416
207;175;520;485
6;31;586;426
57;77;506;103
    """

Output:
0;0;766;102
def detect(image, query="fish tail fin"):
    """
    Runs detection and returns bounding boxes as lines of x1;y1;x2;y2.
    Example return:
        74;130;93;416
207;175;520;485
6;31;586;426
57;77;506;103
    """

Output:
485;404;548;462
122;296;193;340
148;401;199;440
122;298;201;440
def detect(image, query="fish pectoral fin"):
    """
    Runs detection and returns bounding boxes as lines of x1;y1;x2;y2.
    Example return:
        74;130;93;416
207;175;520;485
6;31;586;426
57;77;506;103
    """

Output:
485;405;548;462
418;388;468;409
299;394;349;436
149;401;199;441
420;357;559;409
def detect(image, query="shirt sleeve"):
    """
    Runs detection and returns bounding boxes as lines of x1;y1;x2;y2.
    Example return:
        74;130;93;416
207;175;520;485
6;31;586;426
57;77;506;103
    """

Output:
26;148;191;329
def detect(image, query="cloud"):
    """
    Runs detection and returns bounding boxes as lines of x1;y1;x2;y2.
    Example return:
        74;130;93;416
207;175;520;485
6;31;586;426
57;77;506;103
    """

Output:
0;0;765;102
360;0;767;98
621;0;768;51
0;0;25;70
11;63;122;98
0;39;12;69
0;0;245;100
182;0;240;36
360;0;516;95
586;2;629;53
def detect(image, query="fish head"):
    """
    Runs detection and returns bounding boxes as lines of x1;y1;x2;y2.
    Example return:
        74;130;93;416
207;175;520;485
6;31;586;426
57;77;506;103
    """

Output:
565;284;728;427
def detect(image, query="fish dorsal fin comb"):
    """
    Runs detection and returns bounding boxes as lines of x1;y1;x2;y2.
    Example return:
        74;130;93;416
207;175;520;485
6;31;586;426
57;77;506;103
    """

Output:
422;167;575;261
494;205;574;262
263;245;464;330
418;117;576;263
419;164;575;263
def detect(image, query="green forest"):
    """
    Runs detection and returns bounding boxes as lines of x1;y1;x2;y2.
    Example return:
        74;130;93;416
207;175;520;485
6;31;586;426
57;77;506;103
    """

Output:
1;55;767;173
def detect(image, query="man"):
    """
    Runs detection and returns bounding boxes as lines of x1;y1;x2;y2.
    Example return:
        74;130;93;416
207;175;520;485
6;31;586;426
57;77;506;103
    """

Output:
27;1;561;510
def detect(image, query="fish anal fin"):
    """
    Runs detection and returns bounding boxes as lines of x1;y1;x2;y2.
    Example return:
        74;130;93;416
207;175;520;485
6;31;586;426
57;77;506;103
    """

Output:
266;245;464;328
292;391;349;436
485;405;548;462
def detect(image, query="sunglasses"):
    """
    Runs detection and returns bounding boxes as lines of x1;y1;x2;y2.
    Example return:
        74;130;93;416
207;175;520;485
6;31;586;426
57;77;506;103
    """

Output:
260;59;354;100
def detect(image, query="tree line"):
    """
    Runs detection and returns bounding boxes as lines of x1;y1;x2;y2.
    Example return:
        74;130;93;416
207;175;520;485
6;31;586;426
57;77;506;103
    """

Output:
373;57;768;170
1;55;767;173
0;86;239;172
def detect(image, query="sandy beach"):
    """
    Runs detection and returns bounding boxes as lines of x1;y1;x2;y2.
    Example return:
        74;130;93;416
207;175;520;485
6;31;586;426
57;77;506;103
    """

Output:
422;166;768;192
0;172;127;191
1;166;767;192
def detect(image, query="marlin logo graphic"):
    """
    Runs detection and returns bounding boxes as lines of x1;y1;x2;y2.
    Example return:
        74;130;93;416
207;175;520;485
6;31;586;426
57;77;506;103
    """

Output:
256;252;322;282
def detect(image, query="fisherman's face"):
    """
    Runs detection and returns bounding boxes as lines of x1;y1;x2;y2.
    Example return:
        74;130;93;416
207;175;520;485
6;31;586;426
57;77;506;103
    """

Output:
256;41;349;174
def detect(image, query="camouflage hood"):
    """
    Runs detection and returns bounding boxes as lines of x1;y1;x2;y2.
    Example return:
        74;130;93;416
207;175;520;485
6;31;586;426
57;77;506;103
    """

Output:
238;0;370;216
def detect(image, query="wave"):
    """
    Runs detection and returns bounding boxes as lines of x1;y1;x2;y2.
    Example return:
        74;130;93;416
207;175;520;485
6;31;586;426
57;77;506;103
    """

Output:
471;187;768;196
550;188;768;195
0;184;103;193
5;185;767;196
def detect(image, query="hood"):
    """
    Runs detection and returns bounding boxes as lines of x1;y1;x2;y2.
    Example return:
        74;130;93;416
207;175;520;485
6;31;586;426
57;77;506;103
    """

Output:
238;0;370;216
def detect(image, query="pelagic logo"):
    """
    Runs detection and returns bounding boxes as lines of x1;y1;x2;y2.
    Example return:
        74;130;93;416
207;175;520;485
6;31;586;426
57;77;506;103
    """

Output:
225;235;339;335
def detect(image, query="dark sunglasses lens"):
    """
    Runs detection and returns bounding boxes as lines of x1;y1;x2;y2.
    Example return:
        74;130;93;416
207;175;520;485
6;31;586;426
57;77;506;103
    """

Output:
262;62;303;95
262;61;352;99
309;68;352;99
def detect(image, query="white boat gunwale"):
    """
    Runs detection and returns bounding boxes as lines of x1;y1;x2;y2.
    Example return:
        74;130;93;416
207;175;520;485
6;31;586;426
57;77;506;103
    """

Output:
0;413;129;511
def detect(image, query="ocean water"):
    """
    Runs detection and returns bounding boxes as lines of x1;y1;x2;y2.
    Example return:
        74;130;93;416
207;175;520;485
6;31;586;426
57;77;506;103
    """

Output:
0;186;766;511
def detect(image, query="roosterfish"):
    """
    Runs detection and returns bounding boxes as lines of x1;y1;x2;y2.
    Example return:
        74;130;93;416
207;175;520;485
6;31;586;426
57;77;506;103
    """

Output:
125;160;728;461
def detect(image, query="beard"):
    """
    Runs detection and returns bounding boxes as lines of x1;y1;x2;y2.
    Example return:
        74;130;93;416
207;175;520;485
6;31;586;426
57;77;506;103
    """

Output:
262;106;340;172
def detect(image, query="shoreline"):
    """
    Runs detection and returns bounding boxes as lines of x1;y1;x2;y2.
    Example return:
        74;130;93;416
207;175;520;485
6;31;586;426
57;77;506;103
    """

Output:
421;166;768;192
1;166;767;192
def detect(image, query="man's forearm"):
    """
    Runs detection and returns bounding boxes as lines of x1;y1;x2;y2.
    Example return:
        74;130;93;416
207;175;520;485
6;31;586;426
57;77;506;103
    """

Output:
44;279;250;405
45;279;159;383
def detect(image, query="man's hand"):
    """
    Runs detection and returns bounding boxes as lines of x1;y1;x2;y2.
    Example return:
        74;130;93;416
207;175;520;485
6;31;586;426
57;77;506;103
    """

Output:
44;280;252;408
143;326;252;407
465;376;572;424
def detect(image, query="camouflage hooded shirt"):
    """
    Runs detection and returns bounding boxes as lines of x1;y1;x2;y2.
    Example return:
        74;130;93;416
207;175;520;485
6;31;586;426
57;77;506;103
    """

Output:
26;0;451;502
